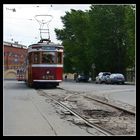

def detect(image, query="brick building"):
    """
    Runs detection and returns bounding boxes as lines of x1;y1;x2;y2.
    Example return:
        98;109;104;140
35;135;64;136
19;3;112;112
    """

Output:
4;41;28;79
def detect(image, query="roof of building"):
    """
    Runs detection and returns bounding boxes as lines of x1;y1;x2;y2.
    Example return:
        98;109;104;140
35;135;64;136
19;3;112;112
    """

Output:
3;41;27;49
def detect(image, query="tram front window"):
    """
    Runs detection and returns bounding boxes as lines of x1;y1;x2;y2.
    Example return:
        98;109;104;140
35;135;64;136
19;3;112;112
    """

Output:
42;52;55;64
17;69;19;75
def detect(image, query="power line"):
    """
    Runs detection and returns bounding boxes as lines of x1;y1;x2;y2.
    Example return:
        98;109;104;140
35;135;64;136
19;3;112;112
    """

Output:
6;7;16;12
4;17;35;21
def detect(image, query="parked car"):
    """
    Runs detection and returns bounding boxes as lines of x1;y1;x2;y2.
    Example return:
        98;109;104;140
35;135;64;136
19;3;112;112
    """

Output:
95;72;111;84
105;73;125;84
76;74;89;82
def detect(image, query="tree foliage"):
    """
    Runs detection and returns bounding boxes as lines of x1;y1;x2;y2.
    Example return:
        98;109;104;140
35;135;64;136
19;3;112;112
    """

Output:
55;5;135;76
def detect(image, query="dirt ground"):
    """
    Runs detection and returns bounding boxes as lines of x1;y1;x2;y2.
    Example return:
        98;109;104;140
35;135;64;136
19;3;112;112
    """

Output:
41;89;136;136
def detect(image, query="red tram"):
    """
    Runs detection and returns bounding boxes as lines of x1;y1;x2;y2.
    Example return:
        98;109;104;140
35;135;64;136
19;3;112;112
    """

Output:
16;69;25;81
17;14;64;87
23;39;64;87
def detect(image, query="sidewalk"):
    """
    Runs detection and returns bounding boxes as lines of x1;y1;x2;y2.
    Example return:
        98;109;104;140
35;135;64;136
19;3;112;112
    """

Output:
3;80;94;136
63;78;135;85
125;81;135;85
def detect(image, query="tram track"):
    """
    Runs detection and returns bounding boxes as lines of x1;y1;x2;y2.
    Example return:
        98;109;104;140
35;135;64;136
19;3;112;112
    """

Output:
37;89;114;136
58;87;135;116
82;95;135;115
37;88;135;135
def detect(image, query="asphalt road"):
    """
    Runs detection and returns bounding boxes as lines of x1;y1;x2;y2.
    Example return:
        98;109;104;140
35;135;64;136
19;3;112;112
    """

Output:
59;81;136;106
3;80;136;136
3;80;99;136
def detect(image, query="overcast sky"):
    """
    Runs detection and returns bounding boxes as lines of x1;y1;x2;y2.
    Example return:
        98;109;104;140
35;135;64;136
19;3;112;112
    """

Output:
3;4;91;46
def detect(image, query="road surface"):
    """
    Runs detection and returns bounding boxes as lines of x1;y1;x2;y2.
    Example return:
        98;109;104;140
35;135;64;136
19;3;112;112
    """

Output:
3;80;136;136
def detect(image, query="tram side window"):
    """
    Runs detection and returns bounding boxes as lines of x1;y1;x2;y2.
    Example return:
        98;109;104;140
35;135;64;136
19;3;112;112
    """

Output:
17;69;22;75
33;52;40;64
57;52;62;64
19;70;23;75
17;69;19;75
28;53;32;64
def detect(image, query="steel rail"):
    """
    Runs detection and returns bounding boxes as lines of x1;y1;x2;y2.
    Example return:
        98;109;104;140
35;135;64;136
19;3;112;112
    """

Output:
83;95;135;115
38;90;114;136
58;88;135;115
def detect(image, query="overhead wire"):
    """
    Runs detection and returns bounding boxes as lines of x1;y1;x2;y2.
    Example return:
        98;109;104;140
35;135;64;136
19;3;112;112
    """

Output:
4;5;54;45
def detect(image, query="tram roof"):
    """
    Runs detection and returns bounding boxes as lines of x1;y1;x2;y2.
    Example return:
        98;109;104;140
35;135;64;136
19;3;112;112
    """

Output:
28;42;64;49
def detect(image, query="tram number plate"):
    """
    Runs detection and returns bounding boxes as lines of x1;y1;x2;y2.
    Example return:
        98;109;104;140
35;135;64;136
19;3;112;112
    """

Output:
46;75;54;80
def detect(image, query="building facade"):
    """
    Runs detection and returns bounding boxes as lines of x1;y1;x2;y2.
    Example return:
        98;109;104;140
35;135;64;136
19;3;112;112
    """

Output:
4;41;28;79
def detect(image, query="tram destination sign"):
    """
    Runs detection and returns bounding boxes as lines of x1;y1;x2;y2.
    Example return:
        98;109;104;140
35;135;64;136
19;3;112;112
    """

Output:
42;46;56;50
29;45;63;52
31;45;56;50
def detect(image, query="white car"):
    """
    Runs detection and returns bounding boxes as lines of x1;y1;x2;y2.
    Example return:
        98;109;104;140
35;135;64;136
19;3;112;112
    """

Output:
105;73;125;84
95;72;111;84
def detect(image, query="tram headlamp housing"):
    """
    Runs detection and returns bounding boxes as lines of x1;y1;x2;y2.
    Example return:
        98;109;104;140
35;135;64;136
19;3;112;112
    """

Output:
46;70;50;74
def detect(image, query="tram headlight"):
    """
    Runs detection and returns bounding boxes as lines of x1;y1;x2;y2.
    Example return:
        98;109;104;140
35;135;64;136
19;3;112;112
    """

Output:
46;70;50;74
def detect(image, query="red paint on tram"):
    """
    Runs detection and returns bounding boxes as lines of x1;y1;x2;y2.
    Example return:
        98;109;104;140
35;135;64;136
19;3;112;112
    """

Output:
32;67;63;80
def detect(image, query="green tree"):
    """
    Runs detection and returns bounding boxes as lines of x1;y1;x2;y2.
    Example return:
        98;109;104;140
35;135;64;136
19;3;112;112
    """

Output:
124;5;135;68
55;9;91;75
55;5;135;77
88;5;135;75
